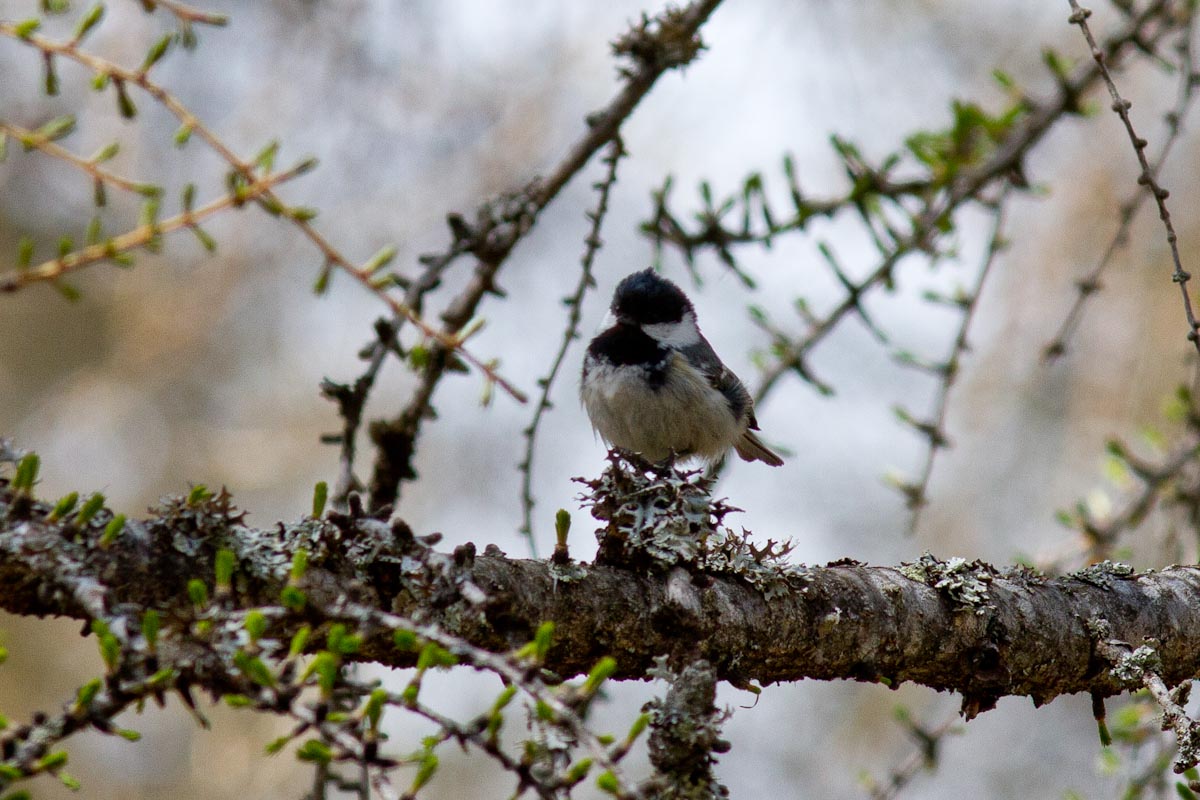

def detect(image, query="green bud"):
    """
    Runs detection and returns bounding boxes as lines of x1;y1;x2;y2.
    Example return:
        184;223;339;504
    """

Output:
75;494;104;525
252;140;279;172
91;620;120;672
565;758;593;785
364;687;387;728
16;237;34;270
312;261;333;295
533;621;554;661
213;549;235;588
311;482;327;517
141;34;172;72
244;610;267;643
48;491;79;521
85;216;103;245
583;656;617;695
491;685;517;713
75;678;102;710
191;225;217;252
233;650;274;687
55;281;82;303
626;712;651;743
99;513;125;547
13;452;40;491
74;5;106;41
187;484;212;505
288;625;310;658
114;79;137;118
141;609;160;650
45;57;59;96
412;753;438;792
91;142;119;163
186;578;209;607
35;750;69;772
596;770;620;794
14;19;42;39
295;739;332;764
555;509;571;546
363;244;397;275
280;585;306;610
264;735;291;754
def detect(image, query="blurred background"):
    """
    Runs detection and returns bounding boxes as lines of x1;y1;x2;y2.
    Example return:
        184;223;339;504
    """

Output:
1;0;1198;797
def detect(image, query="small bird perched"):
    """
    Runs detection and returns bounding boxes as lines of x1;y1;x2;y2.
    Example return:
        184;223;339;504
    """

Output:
581;268;783;467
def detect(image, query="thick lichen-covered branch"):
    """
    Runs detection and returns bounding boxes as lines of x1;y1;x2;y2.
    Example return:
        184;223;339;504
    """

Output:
4;479;1200;721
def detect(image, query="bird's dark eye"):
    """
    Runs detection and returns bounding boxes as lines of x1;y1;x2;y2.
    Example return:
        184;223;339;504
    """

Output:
612;269;690;324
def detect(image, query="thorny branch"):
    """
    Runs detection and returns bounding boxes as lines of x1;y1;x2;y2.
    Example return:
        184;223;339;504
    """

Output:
517;138;626;555
359;0;725;512
1045;4;1199;360
1066;0;1200;355
897;193;1011;529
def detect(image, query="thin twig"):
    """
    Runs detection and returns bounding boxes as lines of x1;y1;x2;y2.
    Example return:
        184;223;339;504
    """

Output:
865;715;961;800
904;193;1011;532
517;137;625;555
1045;2;1197;360
0;163;309;291
0;120;153;197
135;0;229;27
1067;0;1200;355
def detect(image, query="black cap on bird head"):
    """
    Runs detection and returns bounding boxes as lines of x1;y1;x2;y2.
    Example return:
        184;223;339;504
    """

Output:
611;269;692;325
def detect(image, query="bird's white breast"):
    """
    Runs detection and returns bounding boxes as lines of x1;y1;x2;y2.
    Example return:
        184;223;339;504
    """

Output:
581;352;743;462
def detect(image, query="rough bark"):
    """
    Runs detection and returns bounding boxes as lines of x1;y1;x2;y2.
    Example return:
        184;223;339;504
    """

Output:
2;483;1197;719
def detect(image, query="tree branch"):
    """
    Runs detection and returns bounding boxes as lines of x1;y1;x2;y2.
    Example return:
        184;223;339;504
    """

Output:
4;482;1200;721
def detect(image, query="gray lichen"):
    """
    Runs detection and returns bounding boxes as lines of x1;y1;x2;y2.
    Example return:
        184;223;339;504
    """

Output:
576;453;802;598
643;656;730;799
1071;559;1136;588
1109;644;1163;686
899;553;994;615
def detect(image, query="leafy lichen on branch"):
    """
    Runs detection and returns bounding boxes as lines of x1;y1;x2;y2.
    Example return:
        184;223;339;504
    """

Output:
576;452;802;599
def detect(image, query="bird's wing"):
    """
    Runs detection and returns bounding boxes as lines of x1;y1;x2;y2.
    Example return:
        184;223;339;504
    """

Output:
680;339;753;425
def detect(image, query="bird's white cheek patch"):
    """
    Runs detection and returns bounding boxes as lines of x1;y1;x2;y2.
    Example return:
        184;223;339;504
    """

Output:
642;311;701;347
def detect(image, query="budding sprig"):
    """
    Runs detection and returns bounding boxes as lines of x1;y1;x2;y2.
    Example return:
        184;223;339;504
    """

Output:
0;14;526;402
0;160;314;294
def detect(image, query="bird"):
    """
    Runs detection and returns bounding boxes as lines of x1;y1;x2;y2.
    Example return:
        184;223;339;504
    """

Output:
580;268;783;467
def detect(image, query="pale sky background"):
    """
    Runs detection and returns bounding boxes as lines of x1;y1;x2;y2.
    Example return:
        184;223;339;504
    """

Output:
1;0;1199;798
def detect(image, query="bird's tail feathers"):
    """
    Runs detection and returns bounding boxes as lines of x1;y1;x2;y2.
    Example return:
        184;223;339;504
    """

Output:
735;430;784;467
